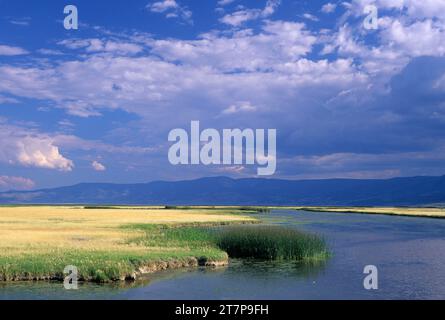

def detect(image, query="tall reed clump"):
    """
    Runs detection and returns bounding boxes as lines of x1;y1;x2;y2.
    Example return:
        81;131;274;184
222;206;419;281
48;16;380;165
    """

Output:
215;226;328;261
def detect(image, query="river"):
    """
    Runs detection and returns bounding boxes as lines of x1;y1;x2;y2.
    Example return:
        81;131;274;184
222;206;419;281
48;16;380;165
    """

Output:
2;210;445;300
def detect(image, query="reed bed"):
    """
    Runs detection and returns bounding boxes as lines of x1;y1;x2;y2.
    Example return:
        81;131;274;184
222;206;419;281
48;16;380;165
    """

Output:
215;226;328;261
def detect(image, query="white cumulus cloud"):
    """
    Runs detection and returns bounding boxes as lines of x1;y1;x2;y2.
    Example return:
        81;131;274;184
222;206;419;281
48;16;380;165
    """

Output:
147;0;193;24
0;124;74;171
15;137;74;171
321;3;337;13
92;160;106;171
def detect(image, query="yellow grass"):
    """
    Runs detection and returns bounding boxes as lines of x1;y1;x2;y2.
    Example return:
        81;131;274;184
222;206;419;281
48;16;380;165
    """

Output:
0;206;255;256
0;206;256;281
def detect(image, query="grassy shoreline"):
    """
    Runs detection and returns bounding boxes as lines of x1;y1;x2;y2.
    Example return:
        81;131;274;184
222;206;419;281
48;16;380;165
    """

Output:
282;206;445;219
0;206;327;283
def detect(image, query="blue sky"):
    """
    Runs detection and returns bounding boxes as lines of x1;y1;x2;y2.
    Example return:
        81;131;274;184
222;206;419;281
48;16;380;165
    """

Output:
0;0;445;190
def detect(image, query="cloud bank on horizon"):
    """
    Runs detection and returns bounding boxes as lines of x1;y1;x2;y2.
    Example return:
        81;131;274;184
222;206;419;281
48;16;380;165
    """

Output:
0;0;444;190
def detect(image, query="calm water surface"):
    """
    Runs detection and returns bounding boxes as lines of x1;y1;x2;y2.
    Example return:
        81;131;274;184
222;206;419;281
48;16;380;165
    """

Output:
2;210;445;300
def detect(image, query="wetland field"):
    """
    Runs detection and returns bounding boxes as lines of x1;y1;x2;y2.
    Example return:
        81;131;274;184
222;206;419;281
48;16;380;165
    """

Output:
0;206;326;282
2;205;445;300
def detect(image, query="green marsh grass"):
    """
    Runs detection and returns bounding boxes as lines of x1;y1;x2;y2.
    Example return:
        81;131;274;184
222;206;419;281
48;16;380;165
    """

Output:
215;226;328;261
125;224;328;263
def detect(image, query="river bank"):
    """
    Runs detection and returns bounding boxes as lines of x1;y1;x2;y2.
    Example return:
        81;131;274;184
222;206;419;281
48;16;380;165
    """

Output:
285;206;445;219
0;206;326;283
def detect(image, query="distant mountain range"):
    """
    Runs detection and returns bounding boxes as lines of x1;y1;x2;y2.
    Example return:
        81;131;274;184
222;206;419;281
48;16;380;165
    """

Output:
1;175;445;206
